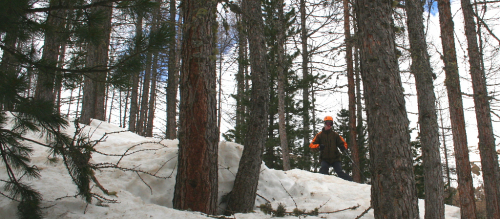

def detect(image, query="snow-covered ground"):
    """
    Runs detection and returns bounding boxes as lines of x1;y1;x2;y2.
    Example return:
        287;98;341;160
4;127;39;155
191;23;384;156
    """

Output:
0;119;461;218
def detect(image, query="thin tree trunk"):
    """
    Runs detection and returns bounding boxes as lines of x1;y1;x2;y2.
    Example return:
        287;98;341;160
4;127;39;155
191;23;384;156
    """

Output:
218;48;223;138
108;89;115;123
123;88;129;128
300;0;310;152
138;52;152;136
225;0;269;214
276;0;290;171
436;0;477;217
235;0;247;144
355;0;419;217
355;41;365;179
129;15;142;132
67;89;73;117
343;0;360;183
80;0;112;124
439;101;453;204
146;53;158;137
76;83;82;118
405;0;445;217
461;0;500;217
166;0;179;139
173;0;219;215
119;90;123;126
55;41;67;113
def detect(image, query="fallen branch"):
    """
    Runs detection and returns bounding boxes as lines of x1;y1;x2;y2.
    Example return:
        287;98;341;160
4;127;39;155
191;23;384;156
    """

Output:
279;180;298;210
318;204;359;214
256;193;271;203
355;205;372;219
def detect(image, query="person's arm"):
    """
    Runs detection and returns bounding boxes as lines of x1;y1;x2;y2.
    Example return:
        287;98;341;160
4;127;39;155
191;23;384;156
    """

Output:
309;132;323;152
337;135;348;153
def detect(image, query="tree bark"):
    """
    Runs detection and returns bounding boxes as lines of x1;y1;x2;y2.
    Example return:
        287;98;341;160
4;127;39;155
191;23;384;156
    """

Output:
276;0;290;171
146;53;158;137
129;15;143;132
80;0;112;124
225;0;269;214
166;0;179;139
173;0;219;215
461;0;500;217
138;51;152;136
300;0;311;153
355;0;419;217
35;0;67;104
405;0;445;217
343;0;360;183
235;0;247;144
436;0;477;217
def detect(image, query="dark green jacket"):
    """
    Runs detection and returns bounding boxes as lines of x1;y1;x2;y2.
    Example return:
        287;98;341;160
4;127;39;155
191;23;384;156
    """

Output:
310;128;347;163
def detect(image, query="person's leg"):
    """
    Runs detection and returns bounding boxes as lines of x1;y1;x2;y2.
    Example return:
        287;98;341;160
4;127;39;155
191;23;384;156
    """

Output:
332;161;353;181
319;161;331;175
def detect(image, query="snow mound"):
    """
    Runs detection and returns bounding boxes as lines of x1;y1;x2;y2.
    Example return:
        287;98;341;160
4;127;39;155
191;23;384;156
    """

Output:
0;119;461;218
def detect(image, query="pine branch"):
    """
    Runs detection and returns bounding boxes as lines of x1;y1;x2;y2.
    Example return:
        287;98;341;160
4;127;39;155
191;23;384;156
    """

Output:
24;0;131;13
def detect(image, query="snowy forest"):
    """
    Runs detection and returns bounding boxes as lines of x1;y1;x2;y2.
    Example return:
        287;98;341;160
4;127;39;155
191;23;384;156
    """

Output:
1;0;500;218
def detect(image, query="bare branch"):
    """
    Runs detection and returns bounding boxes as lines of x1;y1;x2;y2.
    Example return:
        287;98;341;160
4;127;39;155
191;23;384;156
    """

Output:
355;205;372;219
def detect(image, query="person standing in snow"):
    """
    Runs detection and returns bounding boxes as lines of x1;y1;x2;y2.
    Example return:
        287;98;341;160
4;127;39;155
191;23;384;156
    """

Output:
310;116;353;181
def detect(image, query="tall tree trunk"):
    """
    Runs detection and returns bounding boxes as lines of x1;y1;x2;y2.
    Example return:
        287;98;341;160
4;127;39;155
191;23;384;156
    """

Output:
173;0;219;215
436;0;477;217
35;0;67;104
343;0;360;183
129;15;142;132
461;0;500;217
235;1;247;144
405;0;445;217
355;0;419;218
123;88;129;128
108;89;115;123
355;43;365;179
80;0;112;124
225;0;269;214
300;0;310;152
276;0;290;171
1;33;18;110
439;101;453;204
138;52;152;136
55;41;67;113
166;0;179;139
146;53;158;137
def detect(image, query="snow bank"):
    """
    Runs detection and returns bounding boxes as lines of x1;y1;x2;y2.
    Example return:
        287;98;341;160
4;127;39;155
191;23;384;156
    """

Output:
0;119;461;218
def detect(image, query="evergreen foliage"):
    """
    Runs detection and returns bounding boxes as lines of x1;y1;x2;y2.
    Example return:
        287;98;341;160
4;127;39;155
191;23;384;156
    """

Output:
411;136;425;199
333;109;370;182
0;1;173;217
0;72;67;219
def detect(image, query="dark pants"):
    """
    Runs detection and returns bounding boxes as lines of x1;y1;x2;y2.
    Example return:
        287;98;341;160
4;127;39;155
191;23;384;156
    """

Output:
319;161;353;181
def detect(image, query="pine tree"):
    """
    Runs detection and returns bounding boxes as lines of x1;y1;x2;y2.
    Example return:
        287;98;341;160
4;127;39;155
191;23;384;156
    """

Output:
342;0;361;183
405;0;445;217
166;0;179;139
460;0;500;216
436;0;477;217
80;0;113;125
355;0;419;217
226;0;269;214
173;0;219;214
411;137;425;199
